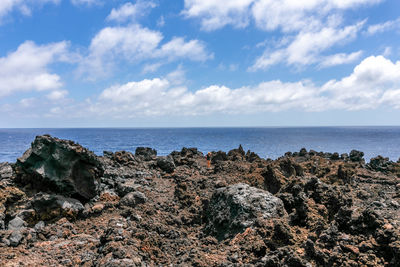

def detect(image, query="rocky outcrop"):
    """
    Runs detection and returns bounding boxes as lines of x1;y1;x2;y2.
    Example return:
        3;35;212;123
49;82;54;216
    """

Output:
1;136;400;267
205;183;287;240
15;135;103;200
135;147;157;161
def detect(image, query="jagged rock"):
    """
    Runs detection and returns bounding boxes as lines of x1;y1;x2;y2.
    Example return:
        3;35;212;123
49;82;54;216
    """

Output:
205;183;287;240
116;179;141;197
16;135;103;200
245;150;261;162
8;217;26;230
9;230;23;247
32;193;84;222
119;191;147;207
0;163;14;180
368;156;393;172
135;147;157;161
349;150;364;162
262;165;281;194
157;156;175;173
227;145;245;161
113;151;135;164
211;151;228;164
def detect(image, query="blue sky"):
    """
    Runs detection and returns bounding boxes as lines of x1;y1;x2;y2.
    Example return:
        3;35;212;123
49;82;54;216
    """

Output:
1;0;400;127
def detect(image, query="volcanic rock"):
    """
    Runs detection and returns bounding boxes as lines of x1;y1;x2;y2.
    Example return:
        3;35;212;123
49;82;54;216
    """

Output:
16;135;103;200
157;155;175;173
205;183;287;240
135;147;157;161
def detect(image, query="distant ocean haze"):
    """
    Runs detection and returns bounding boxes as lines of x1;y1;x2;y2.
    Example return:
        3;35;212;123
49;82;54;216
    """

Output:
0;127;399;163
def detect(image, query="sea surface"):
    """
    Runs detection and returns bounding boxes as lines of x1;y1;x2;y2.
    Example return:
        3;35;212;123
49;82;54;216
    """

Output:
0;127;400;163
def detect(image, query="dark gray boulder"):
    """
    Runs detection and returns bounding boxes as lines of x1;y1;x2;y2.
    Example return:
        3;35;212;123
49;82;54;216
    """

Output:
16;135;103;200
135;147;157;161
157;156;175;173
205;183;287;240
349;150;364;162
368;155;393;172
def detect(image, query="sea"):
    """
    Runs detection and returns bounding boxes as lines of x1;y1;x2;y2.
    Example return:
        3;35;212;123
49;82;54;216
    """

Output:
0;127;400;163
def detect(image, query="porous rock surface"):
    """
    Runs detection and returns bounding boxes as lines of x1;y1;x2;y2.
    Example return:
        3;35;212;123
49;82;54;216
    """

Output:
0;136;399;267
15;135;103;200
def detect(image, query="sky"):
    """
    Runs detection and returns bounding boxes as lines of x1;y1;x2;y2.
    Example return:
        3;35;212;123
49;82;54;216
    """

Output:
0;0;400;127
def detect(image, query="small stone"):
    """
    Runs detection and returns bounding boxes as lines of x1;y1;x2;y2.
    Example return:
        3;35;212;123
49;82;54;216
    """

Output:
120;191;147;207
8;217;26;230
9;230;23;247
34;221;46;232
91;203;104;213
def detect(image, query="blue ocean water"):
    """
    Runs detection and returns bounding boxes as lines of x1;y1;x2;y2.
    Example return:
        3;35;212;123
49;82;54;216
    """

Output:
0;127;399;163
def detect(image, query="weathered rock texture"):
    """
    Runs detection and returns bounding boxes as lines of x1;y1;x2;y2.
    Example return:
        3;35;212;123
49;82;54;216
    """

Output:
0;136;399;266
15;135;103;200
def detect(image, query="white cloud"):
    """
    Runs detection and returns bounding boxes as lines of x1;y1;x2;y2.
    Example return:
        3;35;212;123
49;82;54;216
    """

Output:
0;0;59;22
90;55;400;118
183;0;381;32
182;0;253;31
79;24;212;79
46;90;68;100
184;0;380;70
319;51;363;68
365;17;400;35
322;56;400;110
250;22;365;70
156;37;213;62
0;41;70;97
107;1;156;23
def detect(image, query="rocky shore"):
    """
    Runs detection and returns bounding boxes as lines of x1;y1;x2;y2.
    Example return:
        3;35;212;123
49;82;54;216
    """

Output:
0;135;399;266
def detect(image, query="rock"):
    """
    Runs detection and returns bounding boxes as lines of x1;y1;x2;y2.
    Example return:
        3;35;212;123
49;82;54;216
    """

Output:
120;191;147;207
262;165;281;194
299;148;308;156
32;193;84;221
227;145;245;161
8;217;26;230
205;183;287;240
9;230;23;247
368;155;392;172
211;151;228;164
135;147;157;161
116;179;140;197
91;203;104;213
34;221;45;231
246;150;261;162
349;150;364;162
113;151;135;164
16;135;103;200
157;156;176;173
0;162;14;180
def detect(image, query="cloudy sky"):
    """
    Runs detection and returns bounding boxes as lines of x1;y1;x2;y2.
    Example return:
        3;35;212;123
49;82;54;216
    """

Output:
1;0;400;127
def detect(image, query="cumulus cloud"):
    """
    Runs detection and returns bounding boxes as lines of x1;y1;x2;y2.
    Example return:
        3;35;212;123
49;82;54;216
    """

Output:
107;1;156;23
0;41;70;97
79;24;212;79
90;55;400;118
0;0;59;22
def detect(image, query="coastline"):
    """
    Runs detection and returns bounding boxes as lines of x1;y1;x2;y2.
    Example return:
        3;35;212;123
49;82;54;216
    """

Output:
0;135;399;266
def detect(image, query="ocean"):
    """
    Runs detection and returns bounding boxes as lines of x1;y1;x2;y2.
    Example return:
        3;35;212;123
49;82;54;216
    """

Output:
0;127;399;163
